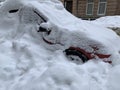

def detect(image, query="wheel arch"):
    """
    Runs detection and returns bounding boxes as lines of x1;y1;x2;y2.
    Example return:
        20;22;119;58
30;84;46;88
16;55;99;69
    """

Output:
64;47;90;63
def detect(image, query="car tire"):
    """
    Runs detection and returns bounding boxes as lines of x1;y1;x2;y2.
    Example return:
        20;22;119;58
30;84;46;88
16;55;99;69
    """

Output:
64;49;88;64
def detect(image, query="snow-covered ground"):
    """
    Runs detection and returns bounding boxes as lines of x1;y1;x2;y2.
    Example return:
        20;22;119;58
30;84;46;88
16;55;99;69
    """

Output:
92;15;120;35
92;16;120;28
92;16;120;36
0;0;120;90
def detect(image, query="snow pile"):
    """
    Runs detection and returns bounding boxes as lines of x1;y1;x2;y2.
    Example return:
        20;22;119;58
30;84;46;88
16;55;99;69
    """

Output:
0;38;114;90
92;16;120;36
0;27;114;90
92;16;120;28
107;65;120;90
0;0;120;90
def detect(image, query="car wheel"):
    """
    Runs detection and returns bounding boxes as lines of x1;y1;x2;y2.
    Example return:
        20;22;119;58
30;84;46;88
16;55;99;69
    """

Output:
64;49;88;64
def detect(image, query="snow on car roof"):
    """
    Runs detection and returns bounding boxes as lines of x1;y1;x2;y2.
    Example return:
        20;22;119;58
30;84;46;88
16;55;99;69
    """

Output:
23;0;120;47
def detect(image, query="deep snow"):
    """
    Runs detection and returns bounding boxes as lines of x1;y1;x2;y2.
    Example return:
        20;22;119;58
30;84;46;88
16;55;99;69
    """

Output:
0;0;120;90
92;16;120;36
92;16;120;28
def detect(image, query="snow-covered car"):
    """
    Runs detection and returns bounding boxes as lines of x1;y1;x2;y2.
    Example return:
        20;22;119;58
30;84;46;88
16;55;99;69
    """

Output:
0;0;120;64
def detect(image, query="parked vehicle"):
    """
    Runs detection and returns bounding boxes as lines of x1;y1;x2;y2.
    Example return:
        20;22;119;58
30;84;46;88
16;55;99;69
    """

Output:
1;0;120;64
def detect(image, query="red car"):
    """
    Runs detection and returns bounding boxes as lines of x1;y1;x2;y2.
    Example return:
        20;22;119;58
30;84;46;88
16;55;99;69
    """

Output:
1;0;120;64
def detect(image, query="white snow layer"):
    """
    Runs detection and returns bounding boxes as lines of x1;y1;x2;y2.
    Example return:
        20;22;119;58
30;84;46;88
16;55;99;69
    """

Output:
92;16;120;28
0;0;120;90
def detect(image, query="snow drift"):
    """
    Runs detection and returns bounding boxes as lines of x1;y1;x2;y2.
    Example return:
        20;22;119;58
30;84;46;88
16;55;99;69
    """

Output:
92;16;120;36
92;16;120;28
0;0;120;90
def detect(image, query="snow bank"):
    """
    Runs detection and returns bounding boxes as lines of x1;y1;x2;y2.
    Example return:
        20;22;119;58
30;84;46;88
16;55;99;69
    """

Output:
0;0;120;90
0;41;113;90
92;16;120;36
107;65;120;90
0;25;114;90
92;16;120;28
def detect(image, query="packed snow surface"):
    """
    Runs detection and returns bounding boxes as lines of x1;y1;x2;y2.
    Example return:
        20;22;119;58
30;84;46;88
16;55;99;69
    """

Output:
0;0;120;90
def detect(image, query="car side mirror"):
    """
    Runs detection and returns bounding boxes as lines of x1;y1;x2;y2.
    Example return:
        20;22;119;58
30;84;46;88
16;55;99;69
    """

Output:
38;26;51;35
